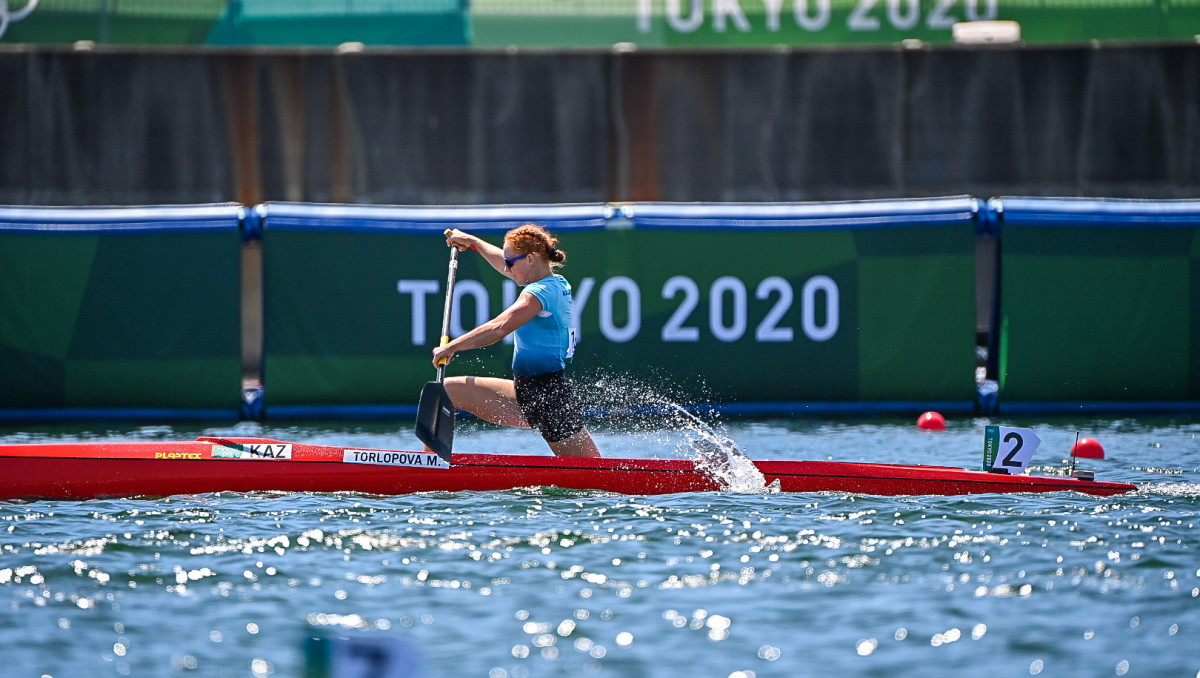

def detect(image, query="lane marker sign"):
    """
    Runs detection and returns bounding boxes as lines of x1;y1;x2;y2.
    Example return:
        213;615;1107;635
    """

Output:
983;425;1040;474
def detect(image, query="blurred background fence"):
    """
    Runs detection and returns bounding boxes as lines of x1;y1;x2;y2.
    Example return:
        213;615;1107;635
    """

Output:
2;198;1198;421
3;0;1199;48
2;46;1199;206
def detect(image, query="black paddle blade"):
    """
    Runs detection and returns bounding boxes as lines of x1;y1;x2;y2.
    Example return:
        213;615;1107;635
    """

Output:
415;381;455;462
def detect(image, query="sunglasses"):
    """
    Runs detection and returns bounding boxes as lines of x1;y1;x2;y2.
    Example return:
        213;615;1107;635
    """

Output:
503;253;528;269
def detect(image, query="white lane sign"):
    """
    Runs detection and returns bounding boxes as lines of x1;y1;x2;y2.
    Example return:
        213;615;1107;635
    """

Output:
983;425;1041;474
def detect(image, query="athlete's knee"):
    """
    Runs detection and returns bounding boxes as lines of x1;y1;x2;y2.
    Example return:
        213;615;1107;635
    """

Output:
549;429;600;458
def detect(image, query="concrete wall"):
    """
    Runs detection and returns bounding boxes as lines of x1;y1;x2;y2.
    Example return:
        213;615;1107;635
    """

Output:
3;45;1198;206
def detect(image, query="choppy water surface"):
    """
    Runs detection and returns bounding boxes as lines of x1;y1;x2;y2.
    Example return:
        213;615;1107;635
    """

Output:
2;415;1198;677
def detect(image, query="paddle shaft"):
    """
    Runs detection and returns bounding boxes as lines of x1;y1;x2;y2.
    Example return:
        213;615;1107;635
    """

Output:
435;246;460;382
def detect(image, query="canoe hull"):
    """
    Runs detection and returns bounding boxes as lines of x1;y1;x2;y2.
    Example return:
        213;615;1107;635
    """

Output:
0;437;1136;500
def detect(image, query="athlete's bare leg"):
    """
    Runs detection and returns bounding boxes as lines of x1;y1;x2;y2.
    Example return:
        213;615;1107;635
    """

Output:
547;427;601;458
444;376;529;428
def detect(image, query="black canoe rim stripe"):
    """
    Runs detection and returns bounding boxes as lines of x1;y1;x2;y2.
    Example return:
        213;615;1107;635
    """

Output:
450;459;1125;489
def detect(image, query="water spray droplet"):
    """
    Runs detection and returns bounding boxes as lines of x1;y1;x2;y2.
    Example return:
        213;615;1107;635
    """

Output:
578;372;769;493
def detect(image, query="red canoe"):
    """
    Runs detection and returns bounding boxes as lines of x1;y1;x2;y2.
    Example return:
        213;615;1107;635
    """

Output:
0;437;1135;500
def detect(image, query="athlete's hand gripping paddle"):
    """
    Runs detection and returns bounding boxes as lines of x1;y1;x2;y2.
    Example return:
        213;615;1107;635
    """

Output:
415;246;459;462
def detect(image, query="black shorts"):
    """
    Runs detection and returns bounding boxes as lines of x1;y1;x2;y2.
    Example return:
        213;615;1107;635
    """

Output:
514;370;586;443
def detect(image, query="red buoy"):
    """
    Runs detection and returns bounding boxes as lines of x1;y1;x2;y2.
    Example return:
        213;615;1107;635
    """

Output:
917;411;946;431
1071;437;1105;459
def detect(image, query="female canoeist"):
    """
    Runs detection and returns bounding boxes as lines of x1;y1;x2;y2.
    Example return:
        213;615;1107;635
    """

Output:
432;224;600;458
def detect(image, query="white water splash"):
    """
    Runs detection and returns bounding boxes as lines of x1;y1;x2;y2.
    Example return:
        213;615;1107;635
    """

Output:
1138;482;1200;497
582;374;777;494
662;402;774;494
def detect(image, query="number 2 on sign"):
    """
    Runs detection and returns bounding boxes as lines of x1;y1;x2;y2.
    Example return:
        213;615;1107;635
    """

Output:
999;432;1024;470
990;426;1040;474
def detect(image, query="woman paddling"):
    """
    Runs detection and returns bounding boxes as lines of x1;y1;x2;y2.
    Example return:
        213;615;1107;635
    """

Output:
432;224;600;458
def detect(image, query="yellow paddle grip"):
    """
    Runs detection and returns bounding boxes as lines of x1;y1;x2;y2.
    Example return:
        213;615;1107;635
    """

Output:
436;335;450;367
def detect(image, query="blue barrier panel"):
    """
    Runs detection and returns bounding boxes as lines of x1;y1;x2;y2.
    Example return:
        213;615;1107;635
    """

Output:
617;198;982;414
991;197;1200;413
259;198;980;419
0;204;246;421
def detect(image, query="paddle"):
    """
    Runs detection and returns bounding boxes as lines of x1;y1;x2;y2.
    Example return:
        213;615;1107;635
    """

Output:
414;245;460;462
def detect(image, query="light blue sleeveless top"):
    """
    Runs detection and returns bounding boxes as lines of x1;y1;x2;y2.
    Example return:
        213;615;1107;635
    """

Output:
513;274;576;376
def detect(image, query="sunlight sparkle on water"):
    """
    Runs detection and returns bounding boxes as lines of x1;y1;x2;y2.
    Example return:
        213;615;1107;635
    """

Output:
2;416;1198;677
